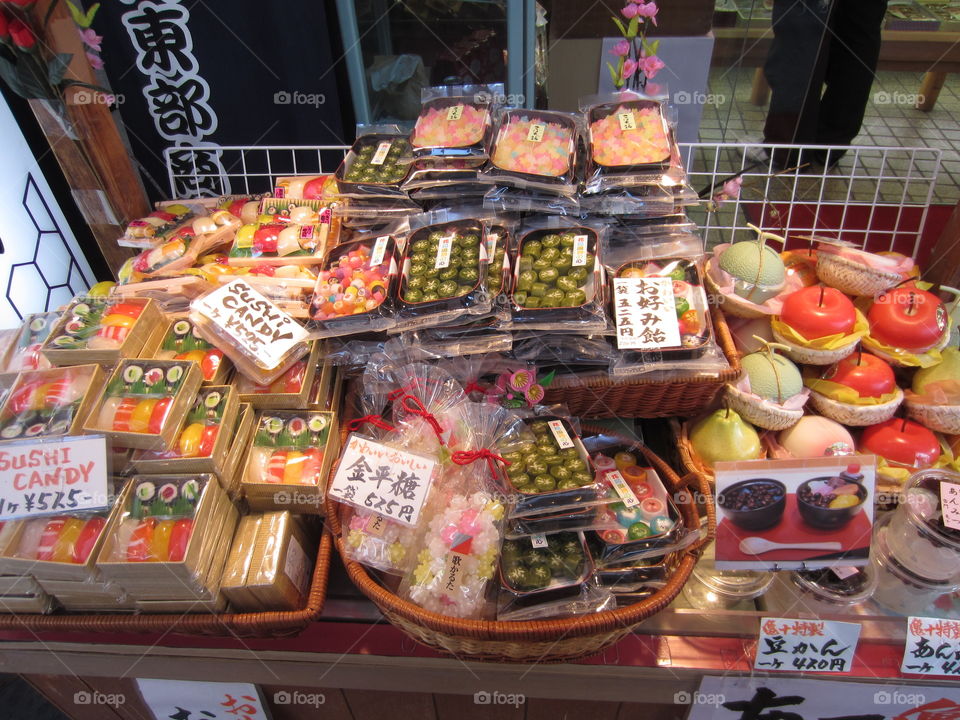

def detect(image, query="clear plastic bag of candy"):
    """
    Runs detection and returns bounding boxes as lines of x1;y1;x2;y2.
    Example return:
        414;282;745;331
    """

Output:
507;217;609;332
227;199;330;266
411;84;500;161
117;201;206;249
496;531;613;621
4;312;58;373
129;209;239;278
480;108;581;196
306;234;400;338
334;127;414;200
0;365;101;440
398;403;525;618
42;296;156;354
393;210;494;331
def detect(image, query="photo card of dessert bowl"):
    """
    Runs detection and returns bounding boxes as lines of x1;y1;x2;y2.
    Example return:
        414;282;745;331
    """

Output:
713;455;875;570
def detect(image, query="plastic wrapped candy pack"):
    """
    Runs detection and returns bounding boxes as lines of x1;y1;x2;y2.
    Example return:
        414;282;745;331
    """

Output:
336;134;413;197
0;365;101;440
411;90;494;158
86;359;201;450
5;312;59;373
308;235;400;337
229;201;329;265
42;297;157;357
485;109;579;195
118;203;198;249
587;100;672;169
129;209;239;277
11;512;109;566
234;341;319;409
154;317;229;383
107;476;204;563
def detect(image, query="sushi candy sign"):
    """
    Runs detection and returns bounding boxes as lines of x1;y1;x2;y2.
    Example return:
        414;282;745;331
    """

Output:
0;435;108;520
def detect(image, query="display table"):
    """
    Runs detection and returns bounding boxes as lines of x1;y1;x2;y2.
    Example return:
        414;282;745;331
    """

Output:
4;557;960;719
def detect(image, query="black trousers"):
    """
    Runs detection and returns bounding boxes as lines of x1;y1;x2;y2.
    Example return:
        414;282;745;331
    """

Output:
763;0;888;149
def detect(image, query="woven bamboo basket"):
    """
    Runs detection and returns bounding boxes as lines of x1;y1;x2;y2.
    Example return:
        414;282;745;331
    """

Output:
326;417;714;662
0;528;332;638
542;306;741;418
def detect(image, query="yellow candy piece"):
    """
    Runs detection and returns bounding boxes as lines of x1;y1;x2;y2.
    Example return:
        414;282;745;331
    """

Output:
52;517;85;563
828;494;861;509
165;204;191;215
178;422;205;458
88;281;116;297
235;224;256;249
151;519;175;561
129;398;159;433
101;313;137;328
283;451;304;484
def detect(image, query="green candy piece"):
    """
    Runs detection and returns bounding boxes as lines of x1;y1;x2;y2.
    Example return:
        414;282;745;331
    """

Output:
421;277;440;293
526;458;547;476
438;280;458;297
409;262;428;278
669;266;686;281
675;297;690;317
560;447;580;460
509;472;531;488
516;270;536;293
524;296;542;308
406;275;425;291
538;268;559;285
628;522;652;540
513;291;528;306
438;266;458;282
522;240;542;257
534;474;556;493
572;471;593;486
560;233;577;247
568;458;588;474
564;289;586;307
529;282;548;298
550;464;572;482
532;256;552;272
557;276;579;293
540;247;560;263
568;267;588;284
524;564;552;590
404;288;423;303
459;267;479;285
543;288;565;307
505;565;527;588
541;234;561;249
421;291;439;302
456;285;473;296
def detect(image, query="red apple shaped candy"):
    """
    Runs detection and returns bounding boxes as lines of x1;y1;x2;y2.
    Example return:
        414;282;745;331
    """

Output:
302;177;326;200
780;286;856;340
253;224;283;254
861;417;940;468
824;351;896;398
868;287;947;353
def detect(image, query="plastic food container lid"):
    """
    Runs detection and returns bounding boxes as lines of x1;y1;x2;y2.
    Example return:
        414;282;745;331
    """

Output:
792;565;878;606
873;513;958;590
900;469;960;553
691;543;774;599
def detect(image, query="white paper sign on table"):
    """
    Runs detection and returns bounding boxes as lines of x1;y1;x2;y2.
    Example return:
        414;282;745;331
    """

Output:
0;435;108;521
687;675;960;720
755;617;861;673
940;481;960;531
902;616;960;676
327;434;438;527
613;276;681;350
192;278;308;369
136;678;268;720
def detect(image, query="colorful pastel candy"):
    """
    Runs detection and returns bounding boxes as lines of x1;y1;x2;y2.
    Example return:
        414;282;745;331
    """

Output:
312;243;390;321
491;114;573;177
412;103;488;148
590;105;670;167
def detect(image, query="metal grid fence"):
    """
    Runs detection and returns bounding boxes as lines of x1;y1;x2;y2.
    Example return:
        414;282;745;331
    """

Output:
165;142;942;256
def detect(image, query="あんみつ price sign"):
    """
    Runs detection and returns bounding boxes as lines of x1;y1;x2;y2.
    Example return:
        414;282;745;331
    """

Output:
755;617;861;673
902;617;960;676
0;435;108;520
328;434;438;526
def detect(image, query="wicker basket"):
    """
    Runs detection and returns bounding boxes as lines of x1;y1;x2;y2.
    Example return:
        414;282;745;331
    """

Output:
542;306;741;419
815;253;901;297
326;421;714;662
723;384;804;431
905;400;960;434
0;529;332;638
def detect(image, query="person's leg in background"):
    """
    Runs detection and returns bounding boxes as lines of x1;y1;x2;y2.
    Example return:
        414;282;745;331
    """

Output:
814;0;889;165
763;0;833;166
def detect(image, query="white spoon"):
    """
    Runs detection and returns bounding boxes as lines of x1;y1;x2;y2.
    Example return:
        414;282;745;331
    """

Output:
739;537;842;555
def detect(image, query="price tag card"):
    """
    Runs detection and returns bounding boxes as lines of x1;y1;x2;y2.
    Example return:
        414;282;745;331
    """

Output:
613;277;681;350
370;141;392;166
941;481;960;531
572;235;589;267
530;533;548;548
755;618;861;673
446;104;464;121
0;436;109;520
435;235;454;269
192;279;309;369
328;434;438;527
605;470;639;508
137;679;268;720
618;111;637;131
371;236;390;267
902;617;960;676
547;420;574;449
527;123;546;142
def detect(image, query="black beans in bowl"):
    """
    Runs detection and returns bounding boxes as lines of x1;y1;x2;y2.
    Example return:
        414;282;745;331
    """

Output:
718;478;787;531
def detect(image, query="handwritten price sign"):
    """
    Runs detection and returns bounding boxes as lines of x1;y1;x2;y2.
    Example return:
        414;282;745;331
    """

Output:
0;435;108;520
192;279;308;369
613;277;681;350
902;617;960;676
327;434;438;526
755;617;861;673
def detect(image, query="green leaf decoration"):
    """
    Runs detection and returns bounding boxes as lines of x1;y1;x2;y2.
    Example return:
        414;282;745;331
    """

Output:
69;1;101;28
611;16;627;36
627;15;639;39
606;61;620;87
649;39;660;55
538;369;556;388
47;53;72;87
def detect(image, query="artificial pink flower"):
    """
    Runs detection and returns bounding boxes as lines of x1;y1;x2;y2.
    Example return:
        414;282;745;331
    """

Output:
611;39;630;56
722;176;743;199
622;58;638;80
78;27;102;51
86;51;104;69
621;3;639;18
639;52;664;79
635;1;659;24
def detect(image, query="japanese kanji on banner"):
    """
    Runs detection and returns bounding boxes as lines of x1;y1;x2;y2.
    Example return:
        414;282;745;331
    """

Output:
902;616;960;676
327;434;439;527
755;617;861;673
613;276;681;350
136;679;267;720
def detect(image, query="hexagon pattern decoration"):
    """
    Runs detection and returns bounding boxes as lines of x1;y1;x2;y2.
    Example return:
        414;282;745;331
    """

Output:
5;174;92;320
